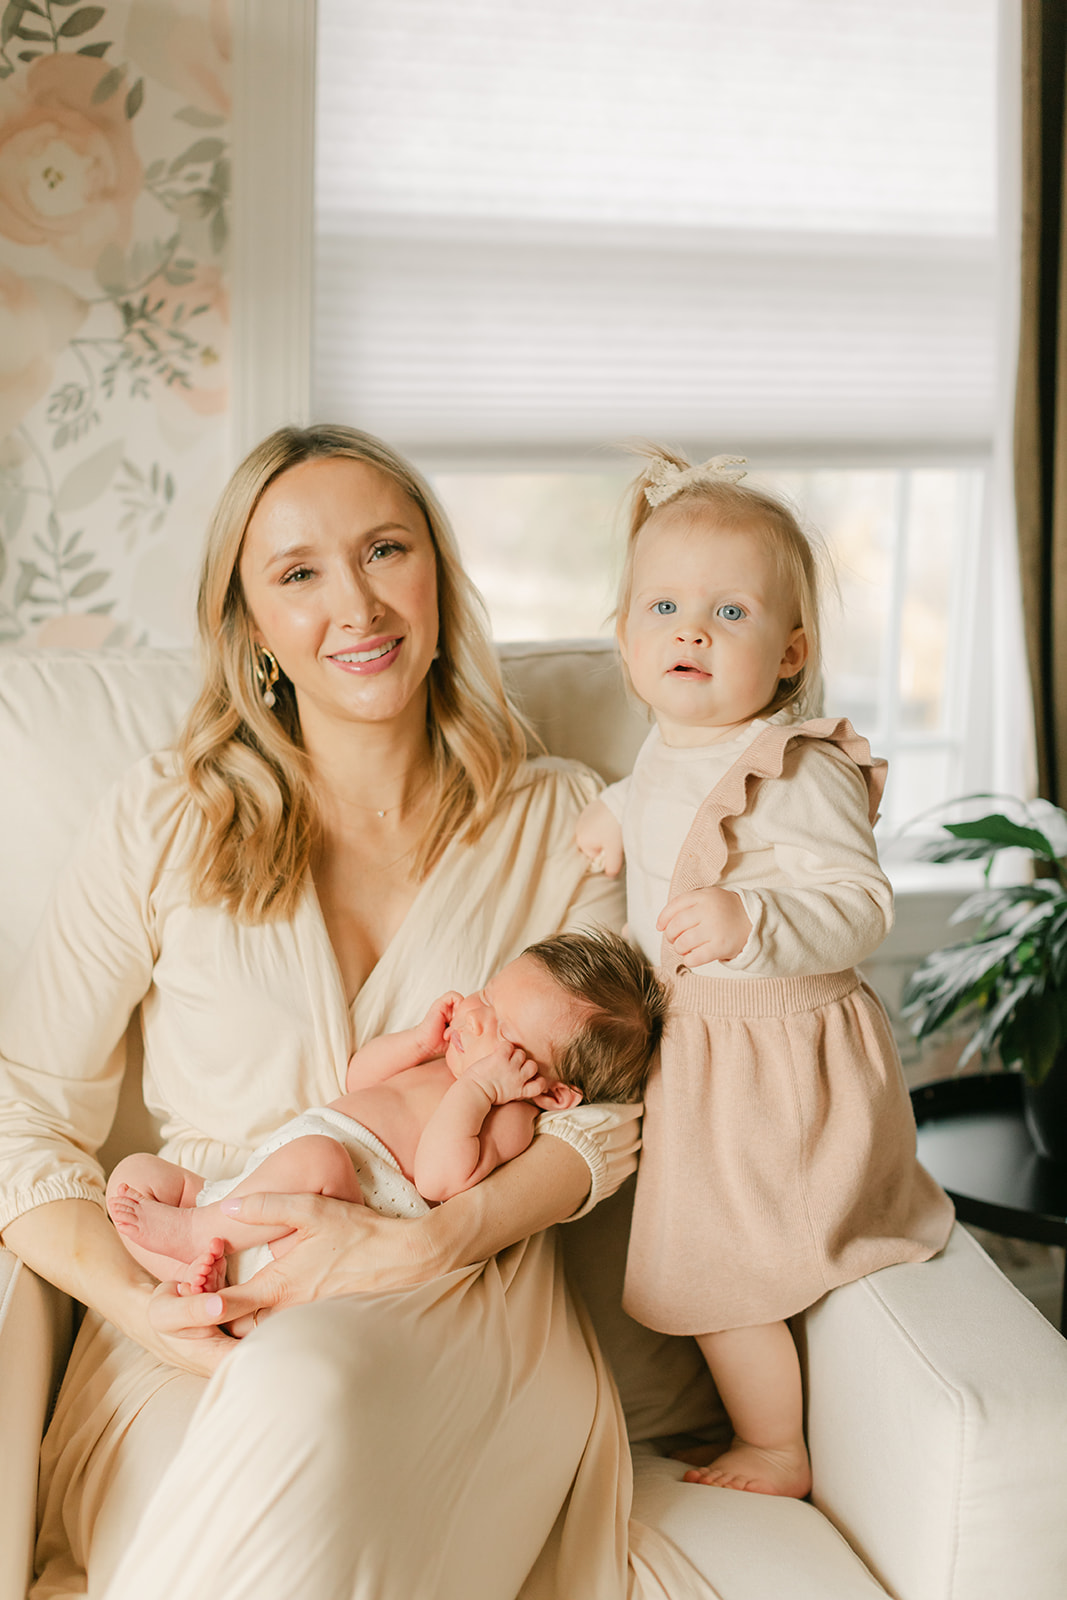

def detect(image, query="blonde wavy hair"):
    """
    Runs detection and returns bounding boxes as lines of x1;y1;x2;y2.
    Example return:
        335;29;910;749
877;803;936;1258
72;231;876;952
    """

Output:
617;444;826;720
177;424;533;922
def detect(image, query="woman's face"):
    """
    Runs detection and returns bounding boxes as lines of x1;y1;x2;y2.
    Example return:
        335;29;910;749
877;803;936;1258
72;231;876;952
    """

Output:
238;455;440;738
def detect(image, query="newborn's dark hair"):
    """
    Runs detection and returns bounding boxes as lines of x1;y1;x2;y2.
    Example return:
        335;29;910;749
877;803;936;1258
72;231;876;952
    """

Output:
523;928;667;1102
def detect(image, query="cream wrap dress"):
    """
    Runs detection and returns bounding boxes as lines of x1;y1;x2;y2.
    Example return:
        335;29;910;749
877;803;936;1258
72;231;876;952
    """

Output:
609;718;954;1336
0;752;713;1600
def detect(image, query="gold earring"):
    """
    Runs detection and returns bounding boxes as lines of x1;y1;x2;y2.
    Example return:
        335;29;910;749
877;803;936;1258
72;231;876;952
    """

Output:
255;645;280;709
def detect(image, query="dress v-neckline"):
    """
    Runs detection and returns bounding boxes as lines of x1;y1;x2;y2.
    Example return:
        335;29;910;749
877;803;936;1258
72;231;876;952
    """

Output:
302;831;459;1022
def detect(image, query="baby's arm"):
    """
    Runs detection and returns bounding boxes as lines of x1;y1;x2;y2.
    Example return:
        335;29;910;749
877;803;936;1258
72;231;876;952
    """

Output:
346;992;463;1091
412;1043;543;1203
575;796;625;877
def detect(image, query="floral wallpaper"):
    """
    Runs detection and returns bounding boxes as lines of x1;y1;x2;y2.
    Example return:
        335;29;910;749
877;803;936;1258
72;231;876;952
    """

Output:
0;0;230;648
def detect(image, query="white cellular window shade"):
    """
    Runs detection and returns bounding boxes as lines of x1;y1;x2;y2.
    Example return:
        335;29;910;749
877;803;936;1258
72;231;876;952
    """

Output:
314;0;998;462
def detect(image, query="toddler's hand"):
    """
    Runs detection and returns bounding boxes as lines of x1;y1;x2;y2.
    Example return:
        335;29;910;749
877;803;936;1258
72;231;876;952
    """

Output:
657;887;752;967
414;991;463;1059
575;798;624;877
467;1042;548;1106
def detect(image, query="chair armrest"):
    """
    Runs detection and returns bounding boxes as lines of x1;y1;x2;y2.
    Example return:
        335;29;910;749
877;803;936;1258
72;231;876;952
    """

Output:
799;1223;1067;1600
0;1248;73;1600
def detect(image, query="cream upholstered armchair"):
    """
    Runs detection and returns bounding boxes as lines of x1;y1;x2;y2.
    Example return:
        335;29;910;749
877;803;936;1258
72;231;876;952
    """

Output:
2;643;1066;1600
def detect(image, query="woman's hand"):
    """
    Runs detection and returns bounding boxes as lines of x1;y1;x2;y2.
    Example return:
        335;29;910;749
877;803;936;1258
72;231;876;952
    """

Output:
657;886;752;966
212;1194;442;1332
137;1279;239;1375
212;1134;592;1330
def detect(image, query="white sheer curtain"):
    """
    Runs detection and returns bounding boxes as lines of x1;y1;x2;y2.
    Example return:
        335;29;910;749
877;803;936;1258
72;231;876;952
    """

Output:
314;0;997;462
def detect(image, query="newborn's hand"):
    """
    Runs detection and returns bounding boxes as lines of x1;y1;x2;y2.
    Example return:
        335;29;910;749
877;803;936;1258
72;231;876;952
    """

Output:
657;886;752;967
575;798;624;878
468;1042;548;1106
414;991;463;1059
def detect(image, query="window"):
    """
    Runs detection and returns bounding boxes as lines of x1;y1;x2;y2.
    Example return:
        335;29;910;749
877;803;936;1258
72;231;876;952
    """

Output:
310;0;1030;865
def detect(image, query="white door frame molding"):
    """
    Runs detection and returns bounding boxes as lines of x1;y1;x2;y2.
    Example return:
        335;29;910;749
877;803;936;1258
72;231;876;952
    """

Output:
229;0;316;466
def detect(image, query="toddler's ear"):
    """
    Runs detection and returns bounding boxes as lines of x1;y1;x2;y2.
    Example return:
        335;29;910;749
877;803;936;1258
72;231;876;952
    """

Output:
533;1082;583;1112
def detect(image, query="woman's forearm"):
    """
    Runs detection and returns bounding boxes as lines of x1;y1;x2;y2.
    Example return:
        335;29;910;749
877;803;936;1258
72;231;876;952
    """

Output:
3;1198;151;1325
418;1132;591;1276
2;1199;232;1374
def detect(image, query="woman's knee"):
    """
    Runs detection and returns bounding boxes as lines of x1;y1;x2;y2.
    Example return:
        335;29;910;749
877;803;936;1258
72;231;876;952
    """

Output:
215;1300;413;1445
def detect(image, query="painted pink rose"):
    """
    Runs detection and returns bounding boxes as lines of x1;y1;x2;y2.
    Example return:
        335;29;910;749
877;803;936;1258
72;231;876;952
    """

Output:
0;267;87;439
0;55;142;267
126;0;231;117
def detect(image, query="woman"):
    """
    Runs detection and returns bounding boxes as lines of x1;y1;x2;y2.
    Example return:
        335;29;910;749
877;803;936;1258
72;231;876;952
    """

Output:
0;426;647;1599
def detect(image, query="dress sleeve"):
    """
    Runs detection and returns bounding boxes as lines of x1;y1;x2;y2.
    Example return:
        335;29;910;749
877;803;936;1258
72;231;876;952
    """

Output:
725;741;894;978
533;1100;642;1219
0;757;184;1232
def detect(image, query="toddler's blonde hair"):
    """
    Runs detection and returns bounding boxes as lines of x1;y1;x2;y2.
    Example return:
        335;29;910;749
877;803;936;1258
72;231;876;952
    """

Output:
616;444;825;719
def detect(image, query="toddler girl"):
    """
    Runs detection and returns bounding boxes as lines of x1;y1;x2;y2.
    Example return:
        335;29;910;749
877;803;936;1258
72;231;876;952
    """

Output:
577;450;954;1499
107;930;665;1292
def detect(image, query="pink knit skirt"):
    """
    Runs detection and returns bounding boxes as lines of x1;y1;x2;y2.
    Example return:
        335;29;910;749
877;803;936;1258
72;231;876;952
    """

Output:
623;968;954;1335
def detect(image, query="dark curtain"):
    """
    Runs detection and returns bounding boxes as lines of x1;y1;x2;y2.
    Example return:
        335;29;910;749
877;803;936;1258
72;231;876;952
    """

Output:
1016;1;1067;805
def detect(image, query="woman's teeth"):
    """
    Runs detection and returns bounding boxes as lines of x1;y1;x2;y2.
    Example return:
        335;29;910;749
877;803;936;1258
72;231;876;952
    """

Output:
335;640;398;664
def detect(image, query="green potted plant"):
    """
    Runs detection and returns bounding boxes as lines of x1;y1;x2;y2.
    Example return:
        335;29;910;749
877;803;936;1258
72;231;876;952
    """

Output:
901;800;1067;1161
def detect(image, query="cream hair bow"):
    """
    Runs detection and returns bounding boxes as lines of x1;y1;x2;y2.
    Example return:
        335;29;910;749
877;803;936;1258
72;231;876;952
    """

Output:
644;454;748;507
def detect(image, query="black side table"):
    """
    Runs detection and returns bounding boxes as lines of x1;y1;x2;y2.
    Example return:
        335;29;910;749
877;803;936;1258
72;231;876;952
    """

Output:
911;1073;1067;1335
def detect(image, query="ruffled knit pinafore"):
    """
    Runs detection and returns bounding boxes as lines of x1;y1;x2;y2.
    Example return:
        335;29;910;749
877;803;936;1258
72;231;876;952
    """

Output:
622;718;954;1335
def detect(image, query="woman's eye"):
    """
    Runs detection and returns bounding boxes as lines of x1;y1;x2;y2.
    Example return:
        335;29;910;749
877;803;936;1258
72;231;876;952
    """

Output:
281;565;313;584
653;600;677;615
368;539;405;562
717;604;745;621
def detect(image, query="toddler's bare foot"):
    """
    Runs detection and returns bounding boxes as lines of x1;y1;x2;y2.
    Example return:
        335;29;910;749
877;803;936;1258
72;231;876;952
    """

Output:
177;1238;227;1297
106;1181;202;1264
677;1436;811;1498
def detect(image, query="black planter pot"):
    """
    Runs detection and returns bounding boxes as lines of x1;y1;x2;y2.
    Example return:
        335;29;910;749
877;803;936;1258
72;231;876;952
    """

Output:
1022;1053;1067;1162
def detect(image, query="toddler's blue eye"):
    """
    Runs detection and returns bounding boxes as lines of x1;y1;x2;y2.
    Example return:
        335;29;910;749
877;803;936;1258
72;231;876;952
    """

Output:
717;604;745;621
653;600;677;614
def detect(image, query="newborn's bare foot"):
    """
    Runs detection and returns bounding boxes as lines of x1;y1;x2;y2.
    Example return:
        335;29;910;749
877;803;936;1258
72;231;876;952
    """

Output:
678;1437;811;1498
107;1181;202;1264
177;1238;227;1297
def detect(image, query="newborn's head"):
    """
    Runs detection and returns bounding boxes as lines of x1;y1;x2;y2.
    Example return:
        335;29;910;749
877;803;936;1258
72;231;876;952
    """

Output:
522;929;667;1105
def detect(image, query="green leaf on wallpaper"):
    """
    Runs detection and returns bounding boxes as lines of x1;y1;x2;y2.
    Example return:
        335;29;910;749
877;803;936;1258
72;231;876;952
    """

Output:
14;559;44;608
77;40;110;56
145;159;165;182
17;0;48;15
125;77;143;118
69;569;109;599
16;27;51;41
58;7;104;37
2;488;27;540
170;138;225;174
64;550;94;572
210;210;228;255
54;440;125;513
91;63;125;103
94;241;127;295
63;529;82;555
175;106;225;128
1;4;24;48
17;50;41;60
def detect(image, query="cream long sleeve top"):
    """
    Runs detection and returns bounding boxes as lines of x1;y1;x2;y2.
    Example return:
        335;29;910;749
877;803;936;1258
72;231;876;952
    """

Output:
601;718;894;979
0;752;638;1234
